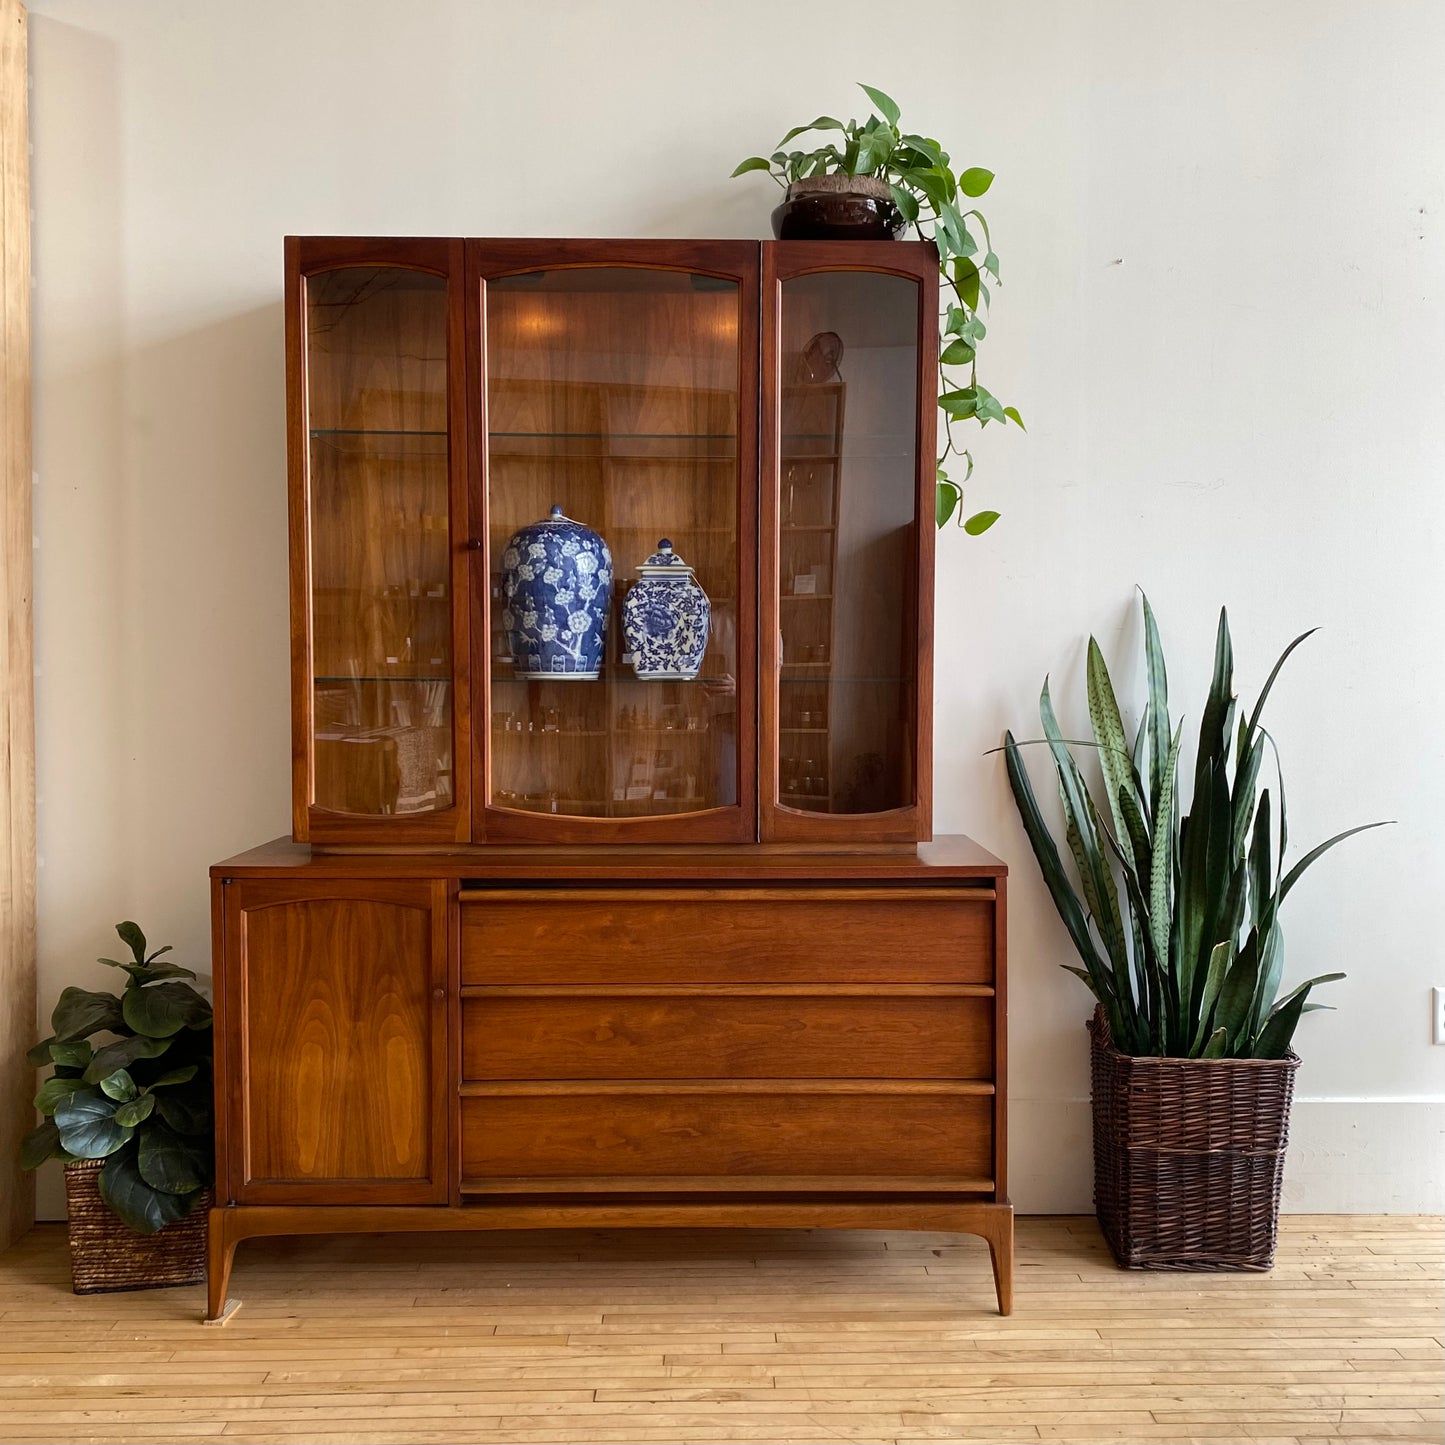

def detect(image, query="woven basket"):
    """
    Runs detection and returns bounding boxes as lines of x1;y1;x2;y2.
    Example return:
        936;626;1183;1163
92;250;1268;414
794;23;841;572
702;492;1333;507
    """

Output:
1089;1008;1299;1271
64;1159;210;1294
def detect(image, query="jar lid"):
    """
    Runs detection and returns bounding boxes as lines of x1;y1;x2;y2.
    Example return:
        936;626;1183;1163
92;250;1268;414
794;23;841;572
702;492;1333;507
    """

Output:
638;538;694;576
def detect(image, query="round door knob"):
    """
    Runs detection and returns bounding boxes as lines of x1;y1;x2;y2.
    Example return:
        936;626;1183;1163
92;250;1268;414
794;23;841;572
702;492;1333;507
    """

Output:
464;538;484;551
433;987;446;1000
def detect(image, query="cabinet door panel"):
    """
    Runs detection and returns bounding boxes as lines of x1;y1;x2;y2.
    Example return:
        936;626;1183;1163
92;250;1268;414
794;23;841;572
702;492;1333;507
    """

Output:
289;237;472;844
469;240;759;844
761;242;938;843
223;879;449;1204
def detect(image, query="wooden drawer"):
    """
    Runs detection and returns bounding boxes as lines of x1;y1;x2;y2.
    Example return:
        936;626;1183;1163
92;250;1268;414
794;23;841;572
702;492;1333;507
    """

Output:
459;888;994;985
459;1087;993;1188
461;991;994;1080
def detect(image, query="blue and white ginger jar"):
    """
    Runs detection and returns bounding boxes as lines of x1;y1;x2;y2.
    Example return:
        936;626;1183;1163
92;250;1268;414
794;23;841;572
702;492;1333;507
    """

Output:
501;505;613;680
622;539;710;681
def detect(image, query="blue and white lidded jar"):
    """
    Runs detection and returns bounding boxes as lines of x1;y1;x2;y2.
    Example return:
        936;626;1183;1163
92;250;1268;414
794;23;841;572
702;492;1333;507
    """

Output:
622;539;711;681
501;505;613;680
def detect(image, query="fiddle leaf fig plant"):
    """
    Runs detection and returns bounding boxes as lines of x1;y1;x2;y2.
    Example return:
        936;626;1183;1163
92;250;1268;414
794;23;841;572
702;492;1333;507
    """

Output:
733;82;1023;533
21;922;214;1233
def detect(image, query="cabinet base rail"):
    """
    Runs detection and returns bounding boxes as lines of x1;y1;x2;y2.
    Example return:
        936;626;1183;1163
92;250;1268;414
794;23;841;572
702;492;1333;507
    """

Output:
205;1199;1014;1322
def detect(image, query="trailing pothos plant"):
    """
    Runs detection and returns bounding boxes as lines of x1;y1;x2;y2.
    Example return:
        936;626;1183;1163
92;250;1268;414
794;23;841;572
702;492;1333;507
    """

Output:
732;82;1024;534
1003;595;1390;1059
21;922;214;1233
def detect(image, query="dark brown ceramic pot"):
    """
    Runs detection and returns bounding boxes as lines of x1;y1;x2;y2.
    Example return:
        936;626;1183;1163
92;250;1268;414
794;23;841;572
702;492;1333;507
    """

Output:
770;174;906;242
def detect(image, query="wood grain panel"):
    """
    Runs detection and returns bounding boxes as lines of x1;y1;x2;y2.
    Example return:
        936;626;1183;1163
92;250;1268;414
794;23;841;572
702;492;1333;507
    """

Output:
226;880;448;1203
0;0;33;1248
461;891;993;984
461;993;992;1080
460;1091;991;1180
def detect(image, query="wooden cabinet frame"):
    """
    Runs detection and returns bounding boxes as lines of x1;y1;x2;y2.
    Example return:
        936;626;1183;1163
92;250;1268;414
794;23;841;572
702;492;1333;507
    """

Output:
759;242;938;843
464;240;760;844
287;237;473;844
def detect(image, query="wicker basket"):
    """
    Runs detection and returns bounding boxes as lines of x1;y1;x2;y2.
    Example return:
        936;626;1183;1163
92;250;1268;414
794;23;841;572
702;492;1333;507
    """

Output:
1089;1008;1299;1271
64;1160;210;1294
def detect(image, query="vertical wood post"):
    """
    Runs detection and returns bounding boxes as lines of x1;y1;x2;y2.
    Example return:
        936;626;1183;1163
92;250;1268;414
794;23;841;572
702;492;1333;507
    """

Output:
1;0;35;1248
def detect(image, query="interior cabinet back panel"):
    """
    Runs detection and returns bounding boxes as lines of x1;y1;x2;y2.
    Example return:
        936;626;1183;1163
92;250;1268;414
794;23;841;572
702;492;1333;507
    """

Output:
227;882;447;1203
460;890;993;984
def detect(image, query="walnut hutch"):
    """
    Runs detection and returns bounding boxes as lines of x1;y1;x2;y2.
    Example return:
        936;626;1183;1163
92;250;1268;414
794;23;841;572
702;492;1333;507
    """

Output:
207;237;1011;1322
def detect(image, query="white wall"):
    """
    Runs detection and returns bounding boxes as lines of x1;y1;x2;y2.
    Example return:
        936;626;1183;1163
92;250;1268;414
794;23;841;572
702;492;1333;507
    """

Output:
25;0;1445;1217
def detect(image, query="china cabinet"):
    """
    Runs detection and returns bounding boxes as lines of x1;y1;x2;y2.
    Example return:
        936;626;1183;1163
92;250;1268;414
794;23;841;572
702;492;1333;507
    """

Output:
208;237;1009;1325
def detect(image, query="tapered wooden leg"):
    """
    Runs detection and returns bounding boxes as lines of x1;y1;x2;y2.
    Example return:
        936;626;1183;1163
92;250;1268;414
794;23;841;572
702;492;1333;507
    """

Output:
204;1207;241;1324
985;1203;1014;1315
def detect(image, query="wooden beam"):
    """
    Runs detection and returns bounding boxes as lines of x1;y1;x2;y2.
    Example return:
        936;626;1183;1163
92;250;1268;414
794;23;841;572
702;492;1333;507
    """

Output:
0;0;34;1249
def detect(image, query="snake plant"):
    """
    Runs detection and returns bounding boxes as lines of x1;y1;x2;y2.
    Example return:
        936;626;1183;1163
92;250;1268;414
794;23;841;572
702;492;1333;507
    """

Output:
1004;595;1389;1058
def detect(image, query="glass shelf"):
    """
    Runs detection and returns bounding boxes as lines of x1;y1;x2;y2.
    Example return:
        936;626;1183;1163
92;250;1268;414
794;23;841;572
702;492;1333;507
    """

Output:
315;675;452;685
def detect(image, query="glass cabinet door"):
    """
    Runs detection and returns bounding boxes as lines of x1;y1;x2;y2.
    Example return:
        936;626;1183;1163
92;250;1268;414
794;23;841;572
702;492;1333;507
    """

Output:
761;244;937;842
472;243;758;842
290;239;469;842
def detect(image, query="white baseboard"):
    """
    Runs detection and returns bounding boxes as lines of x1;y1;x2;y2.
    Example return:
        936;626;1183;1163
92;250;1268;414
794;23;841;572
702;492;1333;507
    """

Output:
1009;1097;1445;1214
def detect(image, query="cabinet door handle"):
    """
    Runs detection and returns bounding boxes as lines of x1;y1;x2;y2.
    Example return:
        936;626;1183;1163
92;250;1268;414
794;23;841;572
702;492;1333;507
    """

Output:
464;538;484;551
433;987;447;1001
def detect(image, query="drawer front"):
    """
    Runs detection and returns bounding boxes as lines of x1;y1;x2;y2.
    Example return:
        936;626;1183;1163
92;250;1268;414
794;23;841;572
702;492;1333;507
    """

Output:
462;993;994;1080
460;889;994;985
460;1090;992;1184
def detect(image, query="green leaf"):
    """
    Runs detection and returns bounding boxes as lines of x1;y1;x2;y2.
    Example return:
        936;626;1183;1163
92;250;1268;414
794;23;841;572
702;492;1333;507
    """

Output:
137;1121;211;1194
1213;945;1260;1054
83;1033;172;1084
98;1145;198;1235
113;1093;156;1129
116;921;148;964
54;1090;134;1159
953;257;980;310
98;1069;137;1103
1190;941;1234;1054
155;1089;212;1137
939;339;975;366
1201;1027;1228;1058
899;133;941;165
50;987;125;1042
1255;986;1309;1058
940;387;977;419
49;1039;94;1069
1196;607;1235;784
983;250;1001;279
1003;406;1026;430
1148;723;1185;975
963;510;1000;536
1268;972;1345;1020
20;1120;67;1170
27;1036;57;1066
1141;593;1171;821
959;166;994;197
857;83;900;127
150;1064;198;1089
1244;628;1318;751
1279;821;1393;901
122;981;212;1039
888;183;919;224
936;480;962;529
779;116;844;146
34;1075;86;1115
1086;636;1137;874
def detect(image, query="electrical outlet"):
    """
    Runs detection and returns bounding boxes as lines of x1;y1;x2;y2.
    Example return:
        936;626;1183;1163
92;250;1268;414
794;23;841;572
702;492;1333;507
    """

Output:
1435;987;1445;1045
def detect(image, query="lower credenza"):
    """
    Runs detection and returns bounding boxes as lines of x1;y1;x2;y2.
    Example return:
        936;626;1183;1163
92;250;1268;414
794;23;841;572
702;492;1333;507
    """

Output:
206;836;1011;1321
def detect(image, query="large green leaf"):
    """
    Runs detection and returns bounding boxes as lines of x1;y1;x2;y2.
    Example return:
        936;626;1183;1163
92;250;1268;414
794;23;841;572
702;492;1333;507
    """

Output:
50;987;125;1042
1142;595;1170;822
959;166;994;197
20;1121;67;1170
97;1069;137;1103
1196;607;1234;786
1212;942;1260;1055
83;1033;171;1084
33;1075;86;1115
857;83;900;127
115;921;147;964
730;156;773;178
97;1145;198;1236
935;480;962;528
113;1094;156;1129
1255;986;1310;1058
53;1090;134;1159
1148;724;1185;987
137;1121;211;1194
49;1039;93;1069
963;510;1000;536
155;1089;212;1137
1086;637;1138;873
149;1064;198;1089
122;982;212;1039
1189;941;1234;1055
1244;628;1318;751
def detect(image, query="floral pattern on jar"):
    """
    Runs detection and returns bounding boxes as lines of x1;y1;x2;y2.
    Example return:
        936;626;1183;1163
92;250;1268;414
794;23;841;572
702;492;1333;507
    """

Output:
501;505;613;679
622;539;710;681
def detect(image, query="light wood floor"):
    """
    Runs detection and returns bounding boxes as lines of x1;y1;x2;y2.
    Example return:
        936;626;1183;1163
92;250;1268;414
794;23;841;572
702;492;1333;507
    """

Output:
0;1216;1439;1445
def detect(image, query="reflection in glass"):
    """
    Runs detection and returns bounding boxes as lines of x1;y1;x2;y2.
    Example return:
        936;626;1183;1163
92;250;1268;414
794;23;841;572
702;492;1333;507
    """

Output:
486;268;741;819
306;268;453;815
777;272;919;815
